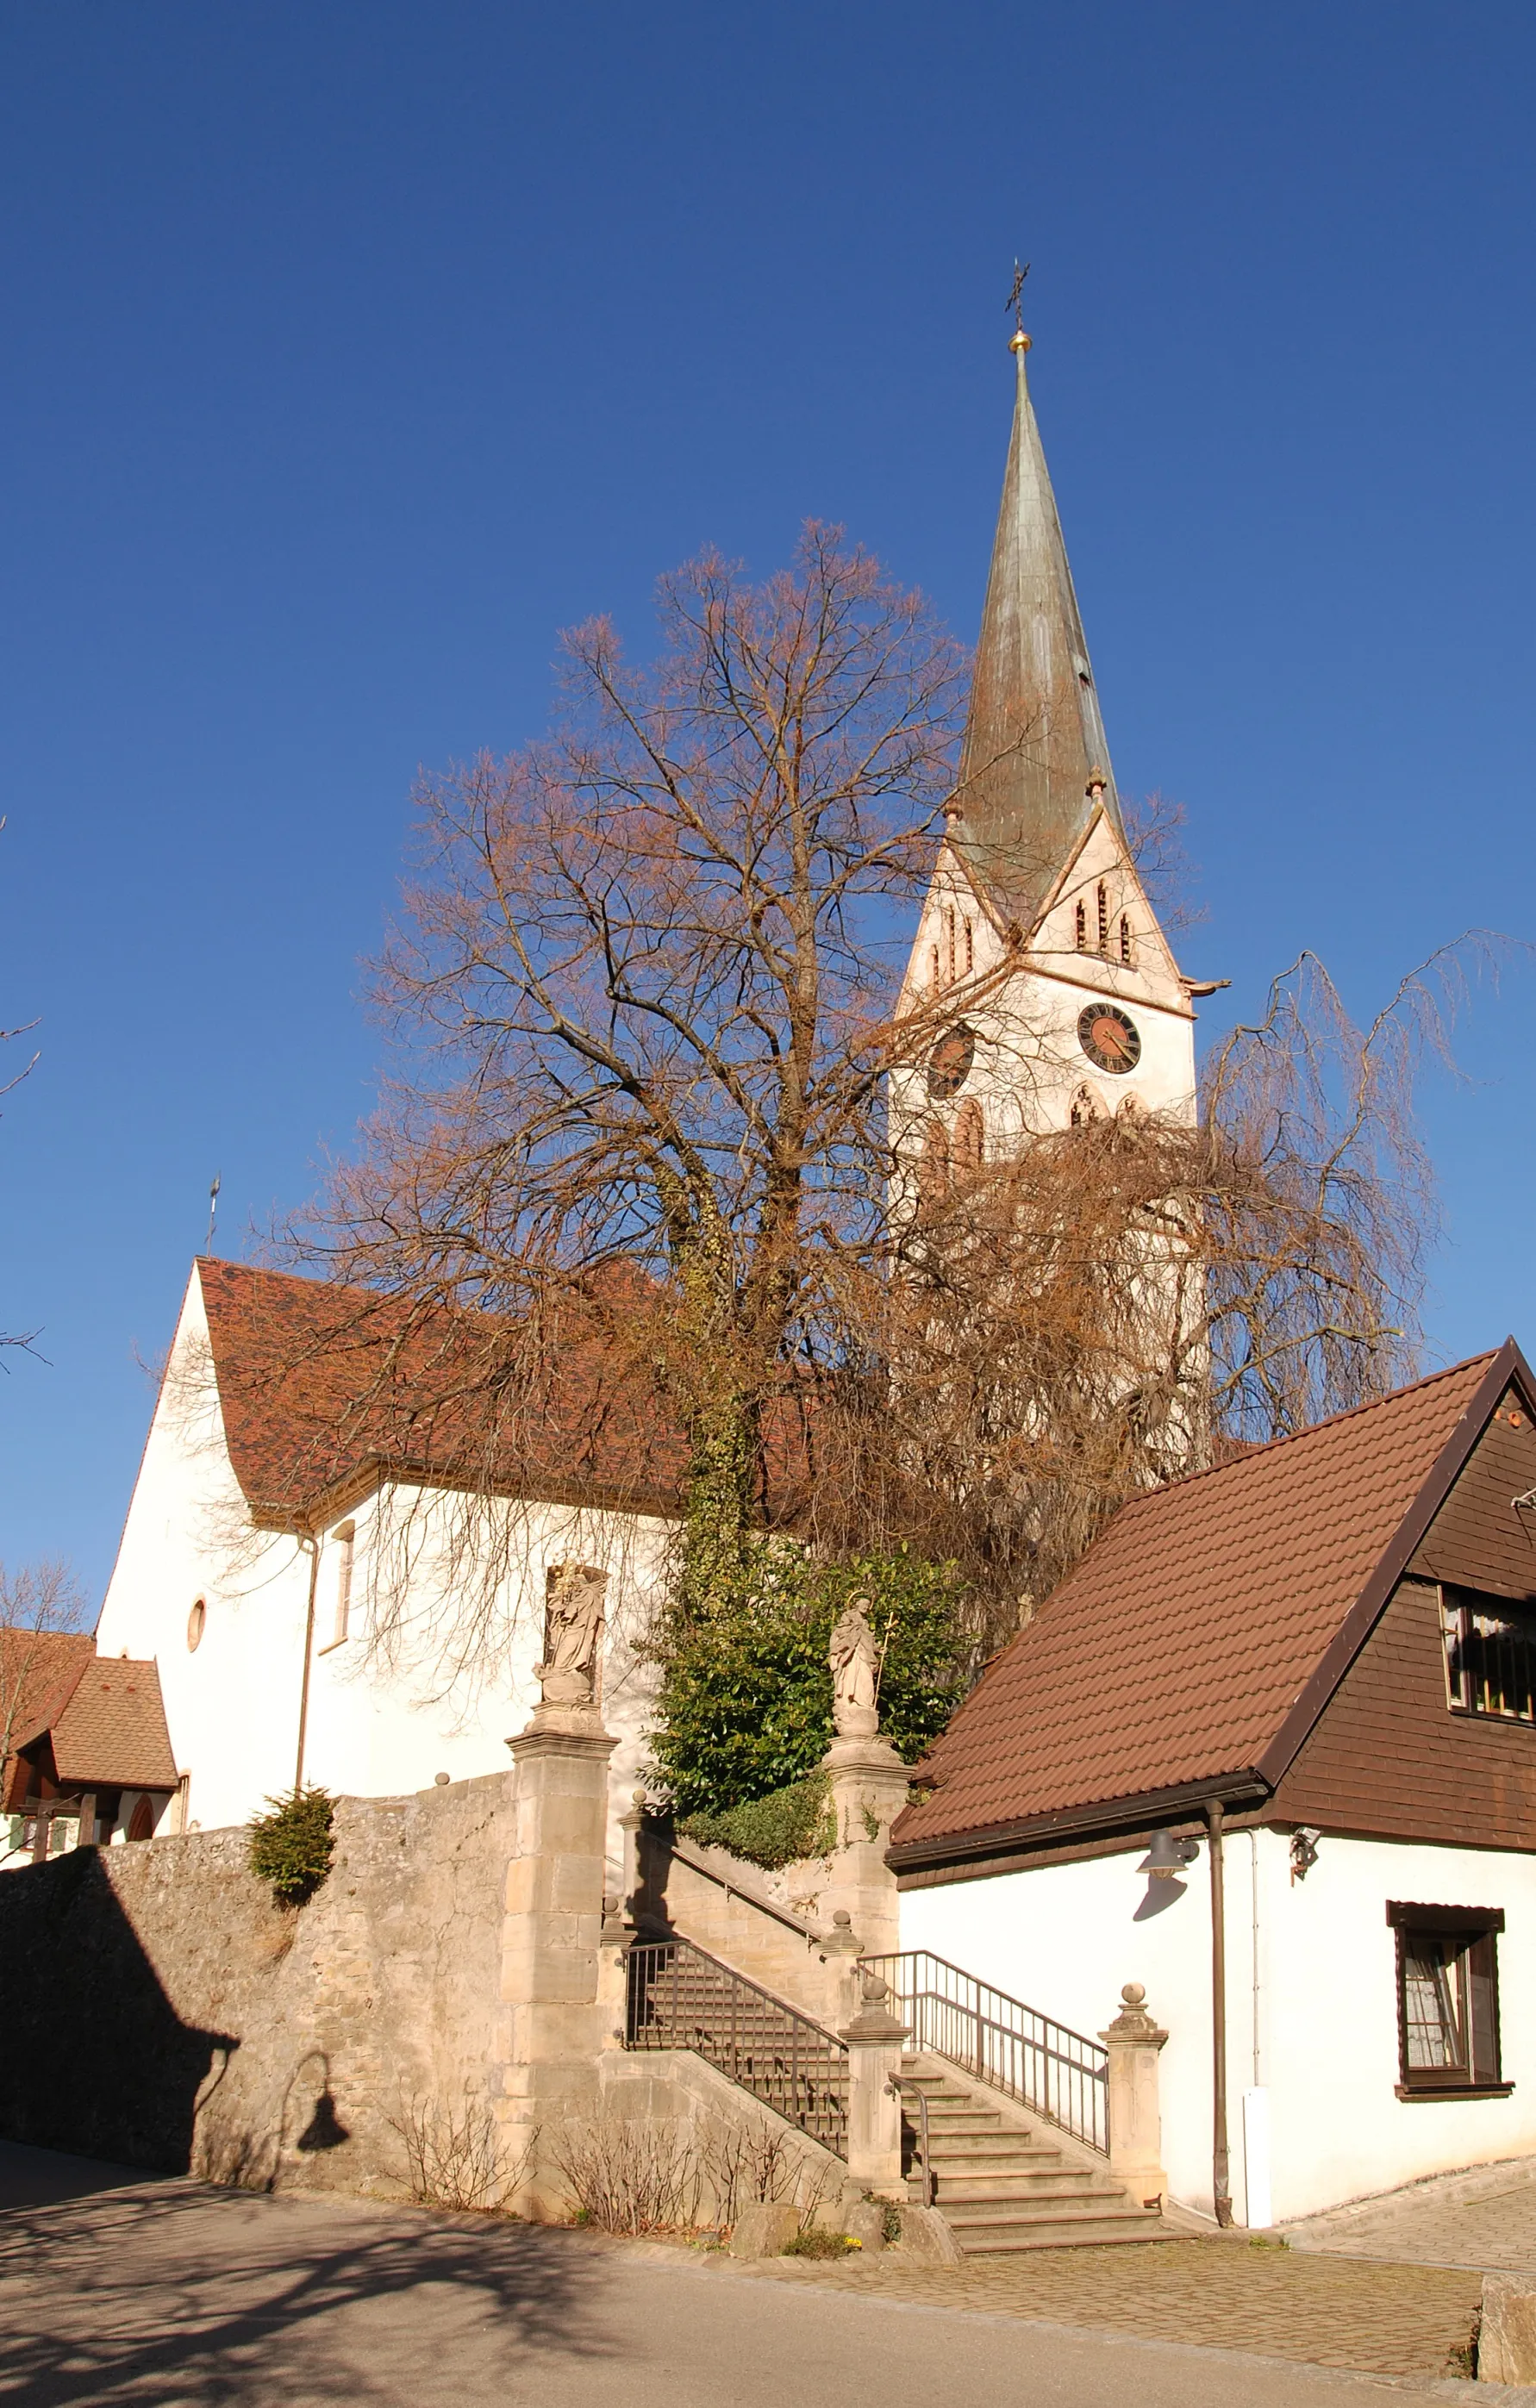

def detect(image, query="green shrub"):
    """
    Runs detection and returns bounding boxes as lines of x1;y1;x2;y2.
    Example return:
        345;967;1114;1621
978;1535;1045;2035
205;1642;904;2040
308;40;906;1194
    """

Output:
783;2227;862;2257
651;1541;969;1818
678;1774;836;1870
247;1786;335;1907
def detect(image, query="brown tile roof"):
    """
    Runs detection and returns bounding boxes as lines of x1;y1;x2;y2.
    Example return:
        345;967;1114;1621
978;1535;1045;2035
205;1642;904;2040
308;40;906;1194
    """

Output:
890;1347;1519;1869
51;1657;177;1792
196;1257;816;1532
2;1628;96;1756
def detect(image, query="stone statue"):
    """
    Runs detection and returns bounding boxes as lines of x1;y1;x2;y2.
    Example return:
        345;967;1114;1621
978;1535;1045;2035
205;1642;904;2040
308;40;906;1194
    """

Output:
535;1563;608;1710
829;1594;880;1739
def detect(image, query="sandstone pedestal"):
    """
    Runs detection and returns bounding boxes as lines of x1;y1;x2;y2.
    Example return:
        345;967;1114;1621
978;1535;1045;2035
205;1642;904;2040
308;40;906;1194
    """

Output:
1099;1981;1169;2211
819;1735;908;1961
498;1707;616;2214
840;1970;910;2200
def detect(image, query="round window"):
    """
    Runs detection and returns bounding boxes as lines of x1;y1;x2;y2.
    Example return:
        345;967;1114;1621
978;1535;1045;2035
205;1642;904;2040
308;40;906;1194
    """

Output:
187;1599;206;1653
926;1023;977;1100
1077;1004;1142;1076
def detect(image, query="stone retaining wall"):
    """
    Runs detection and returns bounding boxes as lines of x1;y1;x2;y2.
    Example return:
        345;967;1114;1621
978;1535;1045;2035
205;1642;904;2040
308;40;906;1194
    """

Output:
0;1772;516;2197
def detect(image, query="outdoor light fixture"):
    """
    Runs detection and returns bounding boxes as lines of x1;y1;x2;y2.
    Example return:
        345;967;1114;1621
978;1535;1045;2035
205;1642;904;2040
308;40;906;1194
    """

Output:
1289;1827;1321;1883
1138;1831;1201;1878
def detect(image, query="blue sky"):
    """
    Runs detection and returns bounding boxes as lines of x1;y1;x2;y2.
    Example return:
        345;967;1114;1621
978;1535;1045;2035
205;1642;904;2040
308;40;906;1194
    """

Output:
2;3;1532;1605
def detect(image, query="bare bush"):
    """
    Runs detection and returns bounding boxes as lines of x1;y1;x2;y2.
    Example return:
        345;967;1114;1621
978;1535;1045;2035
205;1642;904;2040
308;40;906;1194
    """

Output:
553;2115;705;2235
390;2095;533;2214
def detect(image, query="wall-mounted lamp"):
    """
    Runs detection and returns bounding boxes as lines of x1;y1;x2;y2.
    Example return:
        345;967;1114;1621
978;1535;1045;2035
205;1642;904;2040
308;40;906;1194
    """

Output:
1138;1831;1201;1878
1289;1828;1321;1884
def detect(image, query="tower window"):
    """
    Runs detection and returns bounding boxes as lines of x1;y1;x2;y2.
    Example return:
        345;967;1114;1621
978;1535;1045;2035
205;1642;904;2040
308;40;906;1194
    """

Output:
1120;914;1133;964
930;941;940;990
1070;1086;1099;1128
946;906;957;983
965;918;973;976
919;1118;951;1201
1074;900;1087;951
1096;883;1109;953
953;1100;984;1174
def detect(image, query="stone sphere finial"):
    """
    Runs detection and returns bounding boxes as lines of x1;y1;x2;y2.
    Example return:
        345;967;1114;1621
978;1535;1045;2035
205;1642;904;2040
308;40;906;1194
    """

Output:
1121;1981;1146;2008
833;1909;852;1929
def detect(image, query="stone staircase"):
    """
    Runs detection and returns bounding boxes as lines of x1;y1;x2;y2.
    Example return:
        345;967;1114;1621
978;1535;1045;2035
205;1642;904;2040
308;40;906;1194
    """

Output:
900;2055;1165;2252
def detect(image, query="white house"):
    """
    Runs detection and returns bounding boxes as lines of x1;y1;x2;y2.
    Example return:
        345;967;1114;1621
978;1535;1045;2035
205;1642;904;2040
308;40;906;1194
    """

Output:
91;1255;682;1860
890;1341;1536;2226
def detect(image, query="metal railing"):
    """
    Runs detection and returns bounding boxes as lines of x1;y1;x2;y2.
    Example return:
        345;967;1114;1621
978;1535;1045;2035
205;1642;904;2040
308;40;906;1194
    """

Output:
861;1949;1108;2155
625;1938;849;2157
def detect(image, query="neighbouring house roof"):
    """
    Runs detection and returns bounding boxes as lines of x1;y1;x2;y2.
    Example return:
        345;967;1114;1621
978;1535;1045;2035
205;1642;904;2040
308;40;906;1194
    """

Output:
890;1344;1528;1872
2;1627;96;1759
195;1257;815;1532
50;1657;178;1792
4;1640;177;1796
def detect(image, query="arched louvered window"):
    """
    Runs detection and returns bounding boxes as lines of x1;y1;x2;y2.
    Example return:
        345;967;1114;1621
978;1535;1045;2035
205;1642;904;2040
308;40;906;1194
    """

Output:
1120;914;1133;964
1074;899;1087;951
965;919;974;976
953;1100;984;1175
1096;883;1109;953
919;1118;951;1200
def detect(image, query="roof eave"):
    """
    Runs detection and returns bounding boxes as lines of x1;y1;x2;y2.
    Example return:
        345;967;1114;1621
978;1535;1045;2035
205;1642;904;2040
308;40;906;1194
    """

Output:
887;1768;1272;1875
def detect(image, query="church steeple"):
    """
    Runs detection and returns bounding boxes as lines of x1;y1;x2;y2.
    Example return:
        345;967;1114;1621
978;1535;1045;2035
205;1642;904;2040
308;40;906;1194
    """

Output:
949;328;1121;926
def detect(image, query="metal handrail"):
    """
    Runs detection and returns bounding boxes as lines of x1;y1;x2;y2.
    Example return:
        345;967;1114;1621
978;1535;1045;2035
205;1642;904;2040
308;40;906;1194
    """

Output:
886;2069;933;2205
624;1937;849;2158
862;1949;1109;2155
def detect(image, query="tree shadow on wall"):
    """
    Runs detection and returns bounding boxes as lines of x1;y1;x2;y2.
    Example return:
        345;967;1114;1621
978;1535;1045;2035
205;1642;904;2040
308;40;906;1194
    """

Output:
0;1845;239;2173
0;2170;615;2408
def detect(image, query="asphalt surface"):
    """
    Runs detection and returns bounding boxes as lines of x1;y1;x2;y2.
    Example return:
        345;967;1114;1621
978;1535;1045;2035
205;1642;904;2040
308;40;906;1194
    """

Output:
0;2142;1520;2407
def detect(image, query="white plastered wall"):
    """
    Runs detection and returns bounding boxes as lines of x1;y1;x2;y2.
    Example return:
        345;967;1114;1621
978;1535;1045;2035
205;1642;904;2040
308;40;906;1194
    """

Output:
900;1827;1536;2224
890;815;1198;1201
95;1266;674;1883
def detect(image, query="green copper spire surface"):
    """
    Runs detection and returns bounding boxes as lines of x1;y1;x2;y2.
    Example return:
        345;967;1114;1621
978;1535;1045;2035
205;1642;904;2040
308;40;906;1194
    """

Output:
950;333;1123;925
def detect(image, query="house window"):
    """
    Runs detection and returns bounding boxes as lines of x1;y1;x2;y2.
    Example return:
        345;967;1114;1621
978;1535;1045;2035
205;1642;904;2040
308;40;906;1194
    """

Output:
333;1522;356;1647
1388;1902;1508;2097
1096;883;1109;953
1442;1586;1536;1722
1074;900;1087;951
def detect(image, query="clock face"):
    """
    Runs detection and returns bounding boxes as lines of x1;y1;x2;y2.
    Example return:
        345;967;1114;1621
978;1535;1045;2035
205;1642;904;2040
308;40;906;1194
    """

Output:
926;1023;976;1100
1077;1003;1141;1076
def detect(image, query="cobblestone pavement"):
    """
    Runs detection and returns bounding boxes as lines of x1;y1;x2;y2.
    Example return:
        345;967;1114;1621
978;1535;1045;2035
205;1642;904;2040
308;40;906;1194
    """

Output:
727;2238;1483;2381
1283;2156;1536;2274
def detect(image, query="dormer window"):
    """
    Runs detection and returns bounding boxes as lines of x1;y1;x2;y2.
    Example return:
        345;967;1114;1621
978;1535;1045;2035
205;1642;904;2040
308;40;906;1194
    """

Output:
1120;914;1133;965
1074;901;1087;951
1096;883;1109;954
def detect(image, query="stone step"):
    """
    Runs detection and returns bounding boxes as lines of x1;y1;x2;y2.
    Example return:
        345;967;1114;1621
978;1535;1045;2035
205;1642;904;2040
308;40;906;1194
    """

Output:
943;2201;1163;2247
917;2130;1061;2161
936;2174;1123;2204
943;2218;1167;2254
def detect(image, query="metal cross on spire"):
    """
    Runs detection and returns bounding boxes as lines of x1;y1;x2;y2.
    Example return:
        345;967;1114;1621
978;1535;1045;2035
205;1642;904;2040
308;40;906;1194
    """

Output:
1006;258;1031;332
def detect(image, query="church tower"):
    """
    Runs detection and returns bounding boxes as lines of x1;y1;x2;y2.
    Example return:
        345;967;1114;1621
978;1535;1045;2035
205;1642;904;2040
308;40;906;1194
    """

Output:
895;323;1206;1182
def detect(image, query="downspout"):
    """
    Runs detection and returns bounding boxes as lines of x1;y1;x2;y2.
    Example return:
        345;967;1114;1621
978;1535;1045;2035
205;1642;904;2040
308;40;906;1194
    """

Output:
1207;1797;1233;2226
293;1532;320;1794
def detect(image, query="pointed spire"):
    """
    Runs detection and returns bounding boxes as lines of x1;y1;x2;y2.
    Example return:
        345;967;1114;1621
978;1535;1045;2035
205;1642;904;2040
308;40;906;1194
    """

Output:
949;329;1122;923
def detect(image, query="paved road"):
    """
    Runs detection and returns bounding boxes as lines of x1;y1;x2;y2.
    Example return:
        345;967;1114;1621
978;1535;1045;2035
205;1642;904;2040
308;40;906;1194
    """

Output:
0;2143;1515;2408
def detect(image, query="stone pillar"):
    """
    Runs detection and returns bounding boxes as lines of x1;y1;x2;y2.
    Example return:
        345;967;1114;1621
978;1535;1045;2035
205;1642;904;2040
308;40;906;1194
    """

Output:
497;1703;617;2217
840;1967;910;2200
1099;1981;1169;2211
819;1736;908;1961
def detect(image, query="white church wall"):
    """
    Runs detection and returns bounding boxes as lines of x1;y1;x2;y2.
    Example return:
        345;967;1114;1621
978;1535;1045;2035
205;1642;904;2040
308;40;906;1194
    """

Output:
95;1267;675;1875
899;1829;1536;2224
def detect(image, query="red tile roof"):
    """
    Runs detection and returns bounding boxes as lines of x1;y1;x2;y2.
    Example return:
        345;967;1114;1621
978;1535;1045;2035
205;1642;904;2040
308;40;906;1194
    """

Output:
196;1257;815;1531
891;1348;1517;1868
51;1658;177;1792
3;1627;96;1757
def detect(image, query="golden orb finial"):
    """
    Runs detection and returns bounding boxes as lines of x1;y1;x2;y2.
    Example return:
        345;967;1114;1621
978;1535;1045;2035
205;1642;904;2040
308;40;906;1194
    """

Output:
1009;326;1032;355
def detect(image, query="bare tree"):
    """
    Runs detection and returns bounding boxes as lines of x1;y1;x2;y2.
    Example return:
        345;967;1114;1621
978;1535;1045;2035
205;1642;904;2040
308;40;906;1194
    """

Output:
286;524;972;1661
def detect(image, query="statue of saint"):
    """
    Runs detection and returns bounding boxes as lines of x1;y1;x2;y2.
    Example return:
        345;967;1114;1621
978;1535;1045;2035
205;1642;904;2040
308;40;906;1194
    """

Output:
536;1563;608;1709
829;1594;880;1738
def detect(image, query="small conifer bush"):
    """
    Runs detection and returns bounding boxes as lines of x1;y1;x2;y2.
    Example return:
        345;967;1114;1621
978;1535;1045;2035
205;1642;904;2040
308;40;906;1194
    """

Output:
247;1786;335;1907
